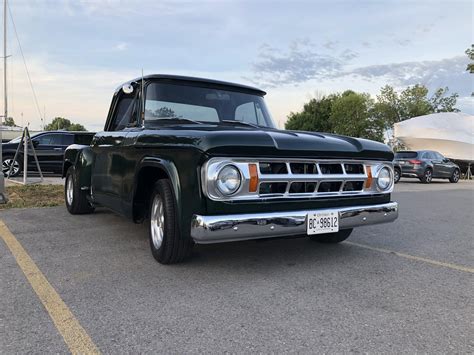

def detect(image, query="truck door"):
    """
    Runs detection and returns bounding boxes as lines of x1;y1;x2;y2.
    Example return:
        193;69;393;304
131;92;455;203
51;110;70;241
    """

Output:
91;90;138;210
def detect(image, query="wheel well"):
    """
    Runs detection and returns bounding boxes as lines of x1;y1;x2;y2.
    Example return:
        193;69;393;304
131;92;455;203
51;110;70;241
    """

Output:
133;166;170;222
62;161;73;178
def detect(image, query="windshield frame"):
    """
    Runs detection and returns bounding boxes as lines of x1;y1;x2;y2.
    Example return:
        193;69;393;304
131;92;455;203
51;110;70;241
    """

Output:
143;80;276;129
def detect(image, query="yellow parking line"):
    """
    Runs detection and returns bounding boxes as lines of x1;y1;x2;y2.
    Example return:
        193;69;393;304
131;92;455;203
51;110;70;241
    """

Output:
345;241;474;274
0;220;100;354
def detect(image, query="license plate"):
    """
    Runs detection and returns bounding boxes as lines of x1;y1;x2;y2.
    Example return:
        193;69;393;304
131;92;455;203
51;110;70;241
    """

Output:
307;211;339;235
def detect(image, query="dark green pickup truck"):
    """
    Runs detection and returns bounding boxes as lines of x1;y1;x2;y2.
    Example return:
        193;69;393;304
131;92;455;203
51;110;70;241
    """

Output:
63;74;398;264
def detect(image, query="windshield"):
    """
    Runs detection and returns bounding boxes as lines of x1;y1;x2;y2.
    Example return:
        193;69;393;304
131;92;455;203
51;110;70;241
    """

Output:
395;151;418;159
144;82;275;128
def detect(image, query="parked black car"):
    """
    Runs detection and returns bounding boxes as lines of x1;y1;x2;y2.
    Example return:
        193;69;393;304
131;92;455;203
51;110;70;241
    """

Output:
2;131;95;177
394;150;460;183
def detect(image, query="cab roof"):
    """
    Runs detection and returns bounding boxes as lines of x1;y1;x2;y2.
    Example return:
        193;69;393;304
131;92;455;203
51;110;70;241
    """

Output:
116;74;266;96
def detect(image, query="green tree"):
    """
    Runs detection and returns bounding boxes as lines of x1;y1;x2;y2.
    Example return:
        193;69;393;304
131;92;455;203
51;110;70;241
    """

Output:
330;91;384;142
44;117;86;131
3;117;16;127
285;94;337;132
466;44;474;73
430;87;459;113
373;84;459;126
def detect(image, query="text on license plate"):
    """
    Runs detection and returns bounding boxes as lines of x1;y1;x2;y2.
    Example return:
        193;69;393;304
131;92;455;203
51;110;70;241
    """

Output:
307;211;339;235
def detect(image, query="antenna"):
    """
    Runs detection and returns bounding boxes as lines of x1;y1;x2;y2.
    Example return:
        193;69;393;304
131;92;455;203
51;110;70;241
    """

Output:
141;69;145;122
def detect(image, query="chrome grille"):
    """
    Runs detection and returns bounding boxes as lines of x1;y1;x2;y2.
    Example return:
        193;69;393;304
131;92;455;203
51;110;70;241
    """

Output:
257;161;368;198
202;158;394;201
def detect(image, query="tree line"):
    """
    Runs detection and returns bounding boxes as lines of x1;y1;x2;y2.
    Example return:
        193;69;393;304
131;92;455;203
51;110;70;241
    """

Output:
285;84;459;143
2;116;86;131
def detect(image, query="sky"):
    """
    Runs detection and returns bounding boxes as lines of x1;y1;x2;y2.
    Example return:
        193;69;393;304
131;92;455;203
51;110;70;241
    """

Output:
4;0;473;131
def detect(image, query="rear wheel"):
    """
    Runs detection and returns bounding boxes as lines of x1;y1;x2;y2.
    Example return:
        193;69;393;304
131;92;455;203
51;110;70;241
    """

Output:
65;166;95;214
419;168;432;184
148;179;193;264
309;229;353;244
394;168;401;184
2;156;22;177
449;169;460;183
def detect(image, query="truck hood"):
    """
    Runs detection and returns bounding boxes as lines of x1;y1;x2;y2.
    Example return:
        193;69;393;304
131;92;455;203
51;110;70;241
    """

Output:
135;124;394;161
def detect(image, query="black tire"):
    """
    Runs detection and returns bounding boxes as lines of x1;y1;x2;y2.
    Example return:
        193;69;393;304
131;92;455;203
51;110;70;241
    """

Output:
2;155;22;177
148;179;194;264
309;229;353;244
65;166;95;214
419;168;433;184
449;169;460;183
394;168;401;184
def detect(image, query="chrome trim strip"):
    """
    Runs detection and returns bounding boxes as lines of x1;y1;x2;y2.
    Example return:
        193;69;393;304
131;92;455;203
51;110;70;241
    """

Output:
190;202;398;244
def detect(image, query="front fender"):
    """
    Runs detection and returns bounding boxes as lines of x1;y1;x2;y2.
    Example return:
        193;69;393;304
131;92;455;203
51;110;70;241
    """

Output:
63;144;94;189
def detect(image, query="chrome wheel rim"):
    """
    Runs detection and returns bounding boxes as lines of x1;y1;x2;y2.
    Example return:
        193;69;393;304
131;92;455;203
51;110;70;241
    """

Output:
394;170;400;182
66;176;74;206
425;170;432;182
150;194;165;250
2;158;19;176
453;170;459;182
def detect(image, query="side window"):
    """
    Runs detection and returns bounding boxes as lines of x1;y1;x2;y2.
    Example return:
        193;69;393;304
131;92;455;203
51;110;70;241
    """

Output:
62;134;74;146
435;152;445;160
235;102;258;125
110;95;136;131
75;134;93;145
35;134;62;145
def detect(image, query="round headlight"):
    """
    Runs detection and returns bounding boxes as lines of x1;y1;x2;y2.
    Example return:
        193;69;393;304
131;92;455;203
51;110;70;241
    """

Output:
216;165;241;195
377;167;392;191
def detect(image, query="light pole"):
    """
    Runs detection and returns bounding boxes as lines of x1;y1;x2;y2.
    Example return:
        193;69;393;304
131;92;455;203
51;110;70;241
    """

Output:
0;0;8;203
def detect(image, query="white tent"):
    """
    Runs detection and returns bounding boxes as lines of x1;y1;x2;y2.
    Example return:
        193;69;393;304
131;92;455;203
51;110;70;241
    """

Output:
394;112;474;162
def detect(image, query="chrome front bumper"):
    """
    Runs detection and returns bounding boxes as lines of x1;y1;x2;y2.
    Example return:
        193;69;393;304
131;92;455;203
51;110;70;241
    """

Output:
190;202;398;244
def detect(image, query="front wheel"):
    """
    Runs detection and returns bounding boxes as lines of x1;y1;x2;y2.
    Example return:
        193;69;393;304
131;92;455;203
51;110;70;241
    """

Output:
2;156;22;177
148;179;193;264
309;229;353;244
65;166;95;214
449;169;460;183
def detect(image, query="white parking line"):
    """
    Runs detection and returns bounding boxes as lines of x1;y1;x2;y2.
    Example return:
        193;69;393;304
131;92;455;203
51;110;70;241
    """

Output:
346;241;474;274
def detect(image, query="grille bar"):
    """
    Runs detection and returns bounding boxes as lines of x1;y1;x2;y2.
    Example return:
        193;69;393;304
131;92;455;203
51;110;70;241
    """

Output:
257;161;367;197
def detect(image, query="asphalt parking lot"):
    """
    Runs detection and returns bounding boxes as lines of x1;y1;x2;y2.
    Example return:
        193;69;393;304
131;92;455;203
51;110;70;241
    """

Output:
1;180;473;353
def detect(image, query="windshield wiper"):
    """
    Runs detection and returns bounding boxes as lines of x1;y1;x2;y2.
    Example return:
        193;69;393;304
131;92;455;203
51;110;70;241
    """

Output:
151;117;204;125
221;120;260;128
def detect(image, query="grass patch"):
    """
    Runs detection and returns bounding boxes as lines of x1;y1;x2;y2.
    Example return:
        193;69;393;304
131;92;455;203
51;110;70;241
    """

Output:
1;184;64;210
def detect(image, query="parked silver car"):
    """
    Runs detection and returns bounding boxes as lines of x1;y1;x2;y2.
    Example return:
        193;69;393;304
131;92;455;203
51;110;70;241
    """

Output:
394;150;460;183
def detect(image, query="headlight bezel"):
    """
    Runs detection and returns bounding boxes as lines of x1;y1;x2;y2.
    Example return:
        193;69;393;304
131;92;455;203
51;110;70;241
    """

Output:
215;164;242;196
375;166;393;191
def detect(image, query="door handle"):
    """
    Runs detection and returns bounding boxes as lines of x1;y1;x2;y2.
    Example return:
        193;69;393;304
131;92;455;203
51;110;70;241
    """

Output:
53;148;63;151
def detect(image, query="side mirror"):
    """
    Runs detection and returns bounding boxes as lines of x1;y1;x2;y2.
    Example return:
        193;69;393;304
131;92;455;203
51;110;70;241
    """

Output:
443;158;450;163
122;84;134;94
32;140;39;147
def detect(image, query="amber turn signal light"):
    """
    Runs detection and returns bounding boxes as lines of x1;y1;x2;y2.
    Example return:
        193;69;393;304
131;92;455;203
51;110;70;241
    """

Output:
248;164;259;192
365;165;372;189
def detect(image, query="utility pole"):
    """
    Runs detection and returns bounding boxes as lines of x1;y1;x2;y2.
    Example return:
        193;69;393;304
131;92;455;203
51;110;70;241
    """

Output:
0;0;8;203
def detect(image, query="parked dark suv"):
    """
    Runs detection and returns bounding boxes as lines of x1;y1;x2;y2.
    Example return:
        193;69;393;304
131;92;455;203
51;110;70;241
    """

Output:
2;131;95;177
394;150;460;183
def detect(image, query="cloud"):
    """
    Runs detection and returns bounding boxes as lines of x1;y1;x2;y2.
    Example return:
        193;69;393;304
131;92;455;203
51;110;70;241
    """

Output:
343;56;471;97
114;42;128;51
249;39;358;87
